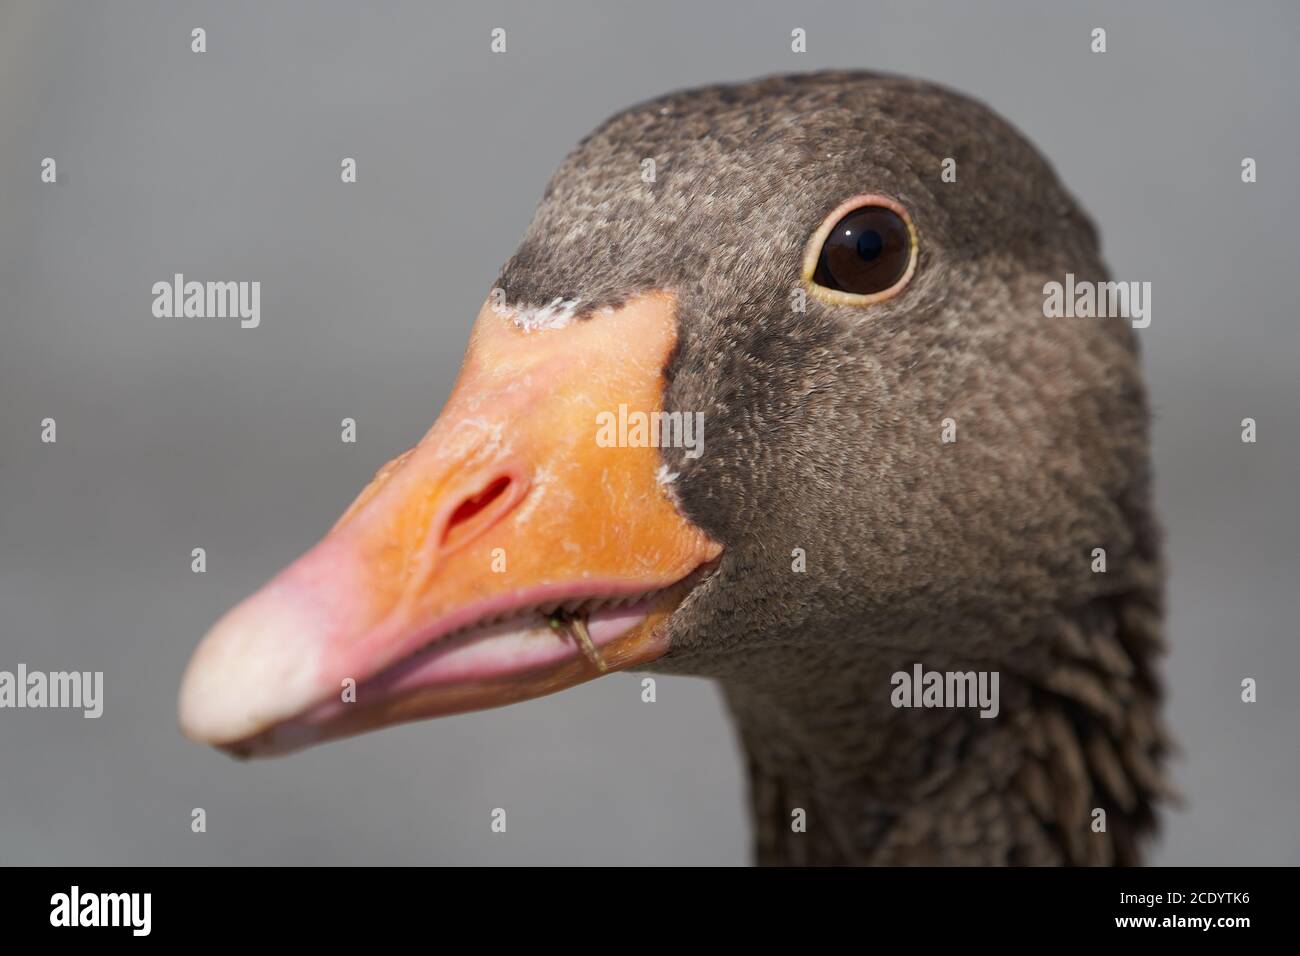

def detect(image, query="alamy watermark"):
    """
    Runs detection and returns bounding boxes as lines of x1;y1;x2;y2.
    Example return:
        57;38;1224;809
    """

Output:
1043;273;1150;329
152;273;260;328
890;663;999;718
595;404;705;459
0;664;103;717
50;886;150;936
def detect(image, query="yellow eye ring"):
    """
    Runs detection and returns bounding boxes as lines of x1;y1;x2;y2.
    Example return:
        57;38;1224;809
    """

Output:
802;194;918;306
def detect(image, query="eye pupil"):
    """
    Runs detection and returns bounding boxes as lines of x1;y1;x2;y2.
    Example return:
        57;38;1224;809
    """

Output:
856;229;883;261
813;205;912;297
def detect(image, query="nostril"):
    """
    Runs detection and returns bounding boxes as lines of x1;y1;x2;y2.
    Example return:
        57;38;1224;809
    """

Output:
439;475;517;554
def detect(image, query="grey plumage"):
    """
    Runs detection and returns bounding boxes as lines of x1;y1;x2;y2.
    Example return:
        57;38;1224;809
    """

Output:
499;71;1168;865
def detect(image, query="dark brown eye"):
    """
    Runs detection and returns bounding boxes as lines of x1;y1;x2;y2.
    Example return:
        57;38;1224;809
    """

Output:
811;202;915;300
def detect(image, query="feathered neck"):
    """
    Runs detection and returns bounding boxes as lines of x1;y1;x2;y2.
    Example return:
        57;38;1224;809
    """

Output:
721;586;1170;866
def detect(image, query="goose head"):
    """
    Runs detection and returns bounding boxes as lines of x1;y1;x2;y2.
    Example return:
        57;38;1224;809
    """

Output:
179;71;1167;865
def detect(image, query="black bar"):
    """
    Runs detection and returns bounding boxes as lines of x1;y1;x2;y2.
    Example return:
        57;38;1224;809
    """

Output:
1;866;1280;941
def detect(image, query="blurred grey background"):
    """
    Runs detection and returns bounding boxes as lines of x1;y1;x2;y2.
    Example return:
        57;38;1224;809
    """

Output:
1;0;1297;865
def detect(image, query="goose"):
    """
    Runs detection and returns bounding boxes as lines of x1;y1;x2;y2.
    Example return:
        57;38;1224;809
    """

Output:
178;71;1169;866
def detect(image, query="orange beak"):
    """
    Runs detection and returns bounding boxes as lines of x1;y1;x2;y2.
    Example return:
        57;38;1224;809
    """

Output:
178;292;720;756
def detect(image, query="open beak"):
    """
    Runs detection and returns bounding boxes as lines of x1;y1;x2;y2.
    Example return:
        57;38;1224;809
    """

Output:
178;292;720;757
